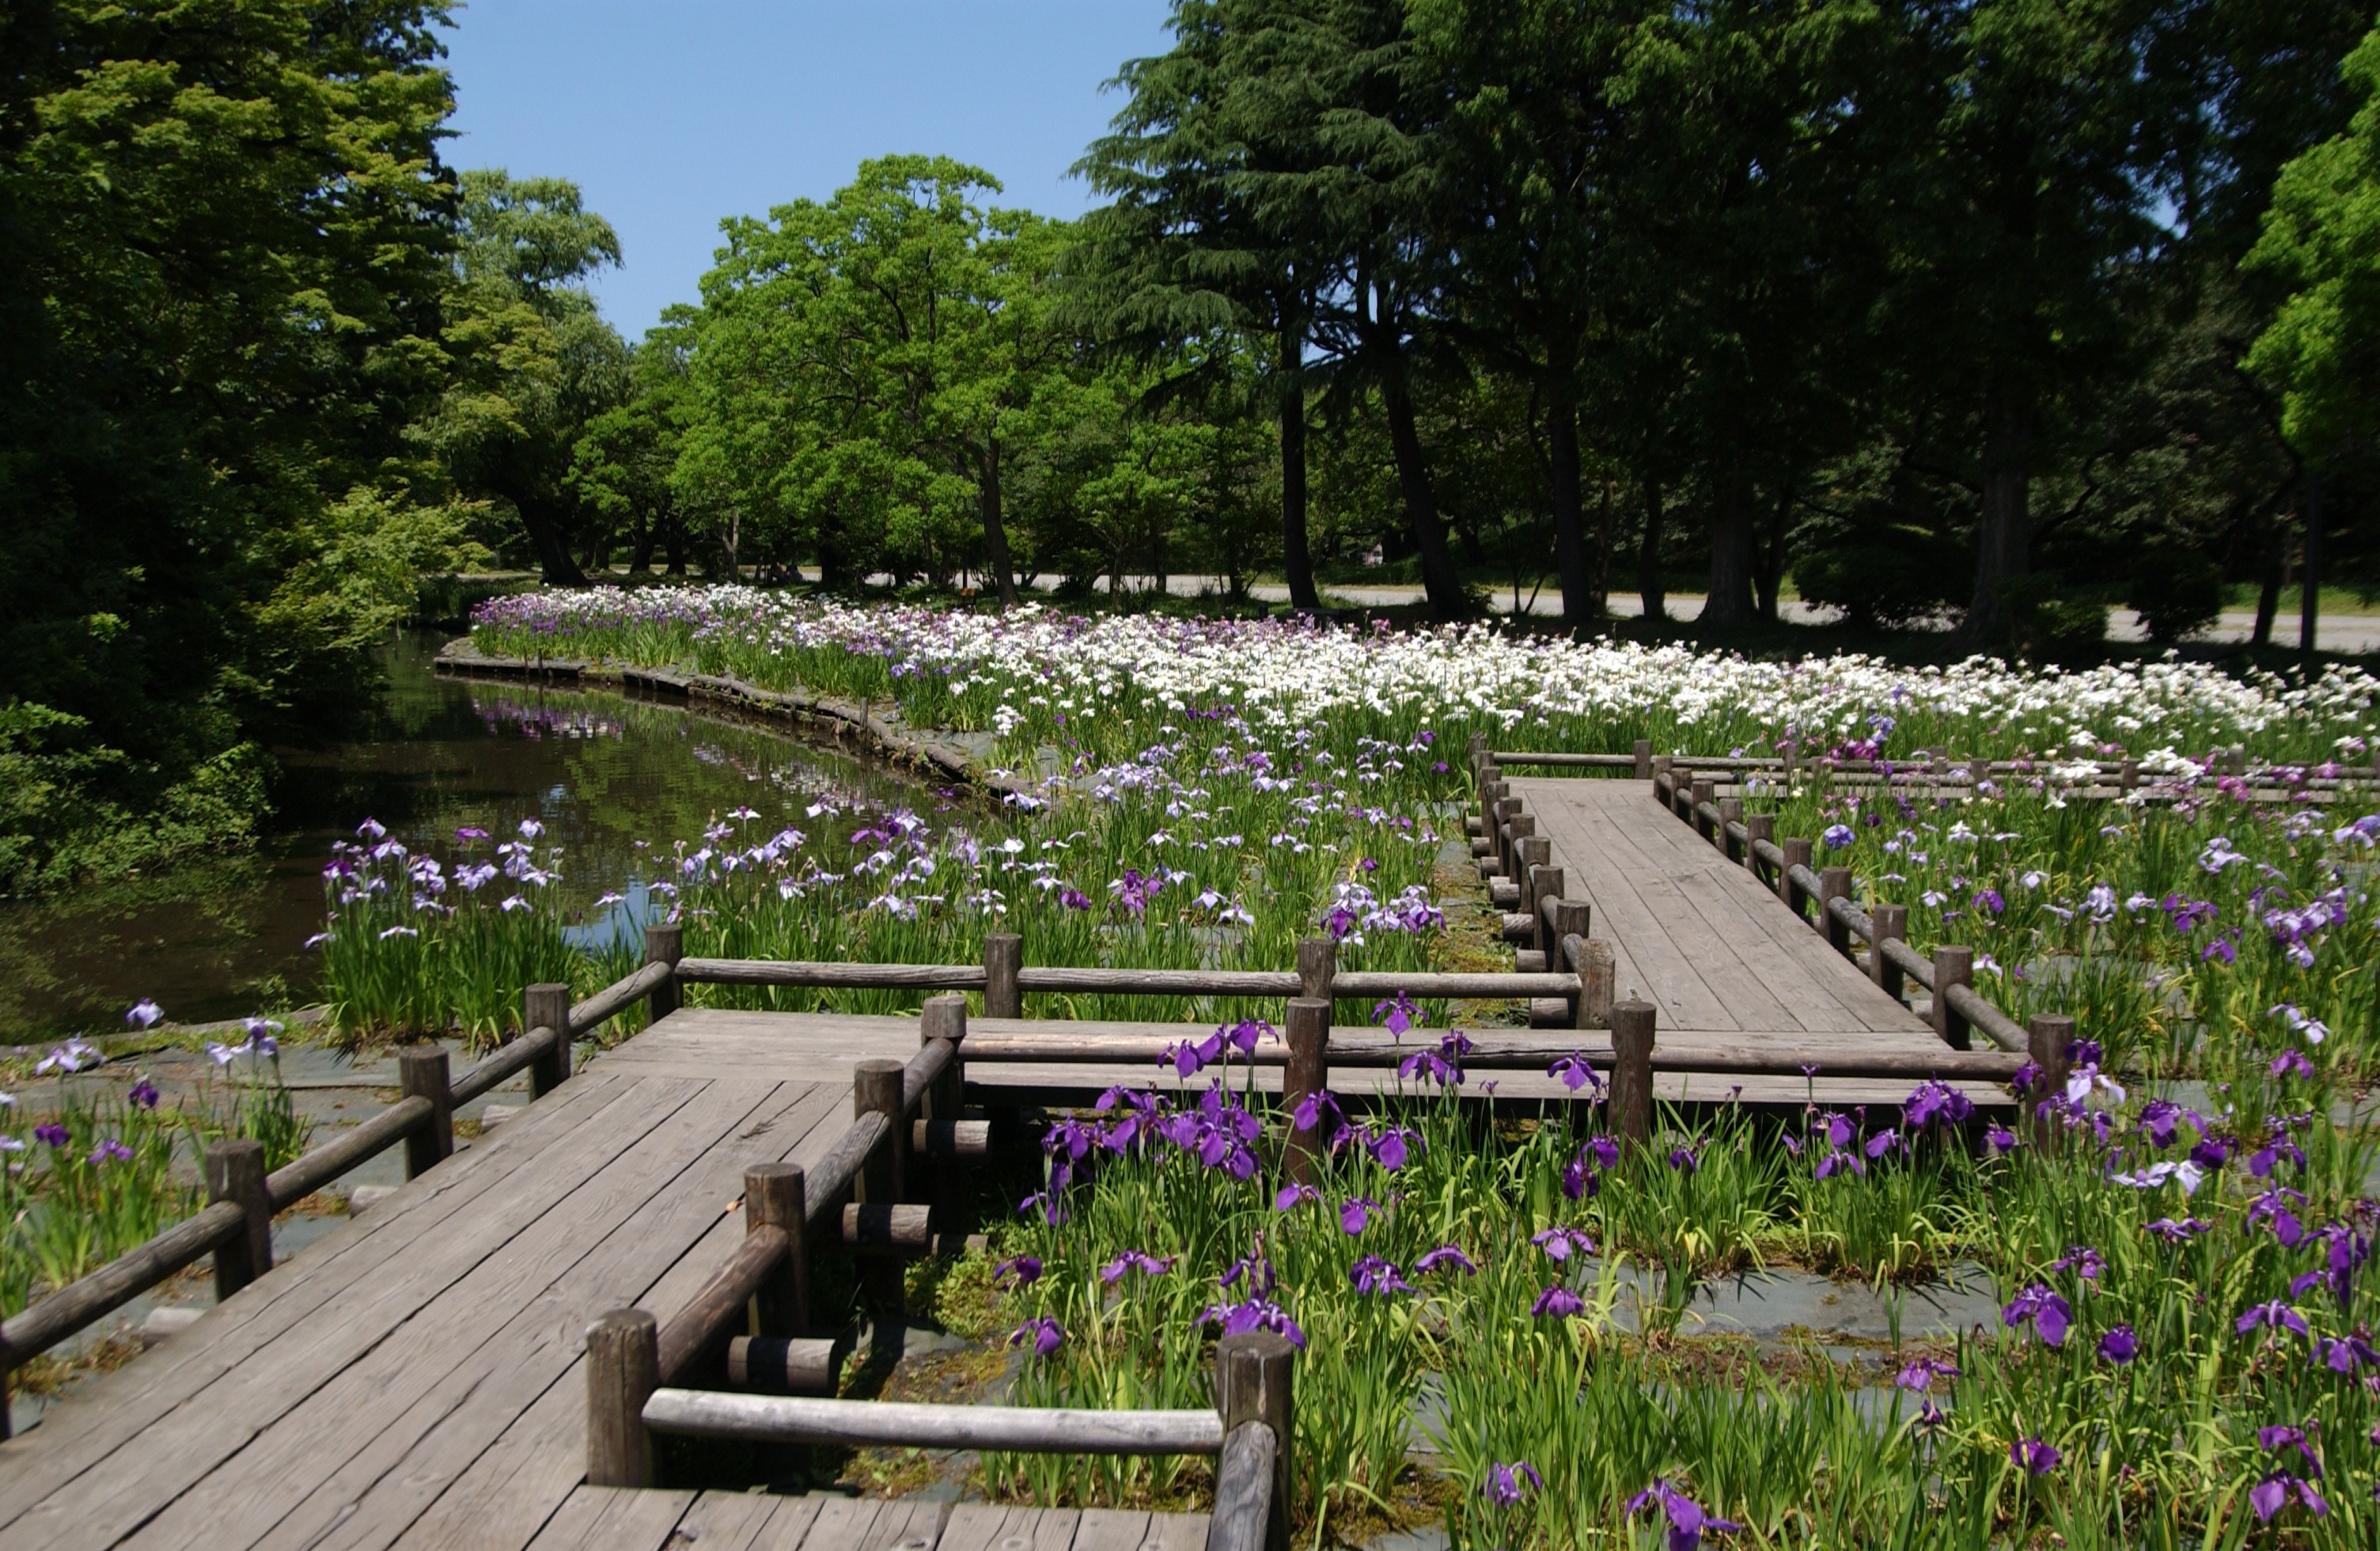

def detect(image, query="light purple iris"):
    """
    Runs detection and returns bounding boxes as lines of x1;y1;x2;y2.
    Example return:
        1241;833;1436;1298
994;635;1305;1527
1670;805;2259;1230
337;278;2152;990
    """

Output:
1415;1245;1478;1276
1099;1250;1175;1284
124;999;164;1030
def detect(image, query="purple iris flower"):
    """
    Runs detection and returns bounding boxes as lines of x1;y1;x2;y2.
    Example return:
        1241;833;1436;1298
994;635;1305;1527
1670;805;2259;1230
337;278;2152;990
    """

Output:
87;1139;133;1164
1273;1182;1319;1212
1009;1317;1064;1357
2145;1215;2211;1242
124;999;164;1030
1099;1250;1175;1284
1985;1124;2022;1152
1372;992;1422;1037
1348;1255;1412;1296
2049;1246;2106;1281
1531;1285;1586;1318
2249;1476;2329;1522
1903;1080;1973;1131
2097;1325;2138;1363
2002;1284;2072;1346
1894;1357;1958;1393
1059;886;1093;912
2010;1437;2060;1476
2321;1334;2378;1372
1625;1480;1740;1550
128;1078;159;1110
1199;1297;1306;1349
1340;1196;1381;1234
2270;1049;2316;1080
2237;1299;2311;1339
1481;1461;1542;1507
1548;1053;1602;1094
1415;1245;1478;1276
1532;1227;1595;1262
34;1123;67;1148
992;1256;1041;1287
1366;1126;1421;1170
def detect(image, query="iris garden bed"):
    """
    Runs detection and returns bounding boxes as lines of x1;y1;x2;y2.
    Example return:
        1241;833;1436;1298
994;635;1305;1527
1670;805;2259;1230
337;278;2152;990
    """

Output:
13;590;2378;1542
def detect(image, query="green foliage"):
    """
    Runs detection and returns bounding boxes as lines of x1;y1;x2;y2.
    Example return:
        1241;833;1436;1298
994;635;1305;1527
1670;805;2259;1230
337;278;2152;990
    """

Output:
2248;18;2380;458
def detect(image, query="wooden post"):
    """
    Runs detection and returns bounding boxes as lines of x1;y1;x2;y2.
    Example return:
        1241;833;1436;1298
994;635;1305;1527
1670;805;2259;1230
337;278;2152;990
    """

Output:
745;1162;809;1335
1818;867;1853;956
1527;865;1565;951
1501;812;1535;878
1516;836;1551;923
1689;777;1715;835
1932;946;1974;1050
642;920;683;1023
1215;1332;1296;1551
1633;739;1653;779
1610;1000;1656;1147
2117;759;2138;796
397;1045;453;1179
854;1058;907;1310
1718;797;1745;863
1467;731;1488;771
1283;998;1330;1187
1870;903;1908;1000
1296;937;1336;1003
586;1308;659;1488
1744;813;1774;881
1779;837;1813;915
206;1139;273;1301
2026;1013;2075;1149
523;982;571;1098
983;932;1022;1018
920;994;966;1219
1578;939;1614;1031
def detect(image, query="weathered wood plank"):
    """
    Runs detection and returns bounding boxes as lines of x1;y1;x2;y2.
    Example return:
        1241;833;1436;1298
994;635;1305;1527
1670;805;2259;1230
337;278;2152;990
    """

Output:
0;1070;646;1542
119;1077;806;1551
521;1484;695;1551
318;1083;854;1551
670;1490;790;1551
938;1504;1084;1551
1140;1513;1211;1551
1068;1509;1156;1551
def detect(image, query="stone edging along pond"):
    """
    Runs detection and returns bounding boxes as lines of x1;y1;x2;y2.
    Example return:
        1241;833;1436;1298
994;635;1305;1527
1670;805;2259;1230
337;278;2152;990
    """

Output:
434;637;1065;805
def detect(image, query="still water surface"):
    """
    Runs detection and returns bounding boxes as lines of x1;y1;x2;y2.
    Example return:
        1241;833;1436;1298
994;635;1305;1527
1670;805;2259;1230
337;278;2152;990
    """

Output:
0;632;949;1037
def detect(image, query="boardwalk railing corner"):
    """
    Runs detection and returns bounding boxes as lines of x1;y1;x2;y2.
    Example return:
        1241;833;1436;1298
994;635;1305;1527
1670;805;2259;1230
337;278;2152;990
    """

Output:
0;958;679;1440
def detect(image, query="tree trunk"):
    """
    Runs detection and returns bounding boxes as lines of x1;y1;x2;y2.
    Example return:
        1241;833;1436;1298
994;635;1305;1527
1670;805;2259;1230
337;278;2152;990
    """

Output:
979;440;1018;609
2253;505;2285;647
512;494;586;586
664;515;686;577
1381;374;1465;618
630;514;657;575
1637;478;1666;622
1591;476;1613;620
1962;389;2034;643
1757;476;1793;622
1279;321;1318;611
1704;464;1757;630
2300;468;2324;654
1548;400;1592;628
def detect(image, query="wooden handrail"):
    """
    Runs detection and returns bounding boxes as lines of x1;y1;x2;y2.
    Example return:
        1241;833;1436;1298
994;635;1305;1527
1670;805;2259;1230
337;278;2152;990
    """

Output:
0;955;667;1390
656;1227;788;1383
640;1390;1227;1454
672;955;1576;1001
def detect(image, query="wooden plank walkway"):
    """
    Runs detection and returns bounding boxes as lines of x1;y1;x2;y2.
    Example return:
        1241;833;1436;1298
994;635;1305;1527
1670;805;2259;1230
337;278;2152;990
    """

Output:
0;1018;929;1551
1510;776;1994;1105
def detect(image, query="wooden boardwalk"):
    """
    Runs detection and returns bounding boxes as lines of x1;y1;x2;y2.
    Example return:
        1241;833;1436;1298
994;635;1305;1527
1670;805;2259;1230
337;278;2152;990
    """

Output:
0;1016;927;1551
1509;776;1992;1105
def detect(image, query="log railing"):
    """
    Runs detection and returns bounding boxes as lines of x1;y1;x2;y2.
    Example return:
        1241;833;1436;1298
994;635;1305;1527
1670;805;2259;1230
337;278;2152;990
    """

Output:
1491;737;2378;793
0;964;678;1437
1614;749;2075;1100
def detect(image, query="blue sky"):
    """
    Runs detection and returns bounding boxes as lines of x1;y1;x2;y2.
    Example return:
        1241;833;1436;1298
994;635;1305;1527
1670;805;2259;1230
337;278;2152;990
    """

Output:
442;1;1177;338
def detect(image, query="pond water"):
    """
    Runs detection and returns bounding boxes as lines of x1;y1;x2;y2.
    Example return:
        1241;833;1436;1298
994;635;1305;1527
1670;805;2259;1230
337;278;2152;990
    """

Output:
0;631;960;1038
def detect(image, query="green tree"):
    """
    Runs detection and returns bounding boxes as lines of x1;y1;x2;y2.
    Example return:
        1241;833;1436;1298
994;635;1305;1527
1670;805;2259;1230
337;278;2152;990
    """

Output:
0;0;457;887
419;169;628;584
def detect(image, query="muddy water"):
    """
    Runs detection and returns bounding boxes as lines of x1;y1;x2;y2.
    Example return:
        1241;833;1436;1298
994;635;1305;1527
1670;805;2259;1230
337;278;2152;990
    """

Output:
0;631;955;1038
